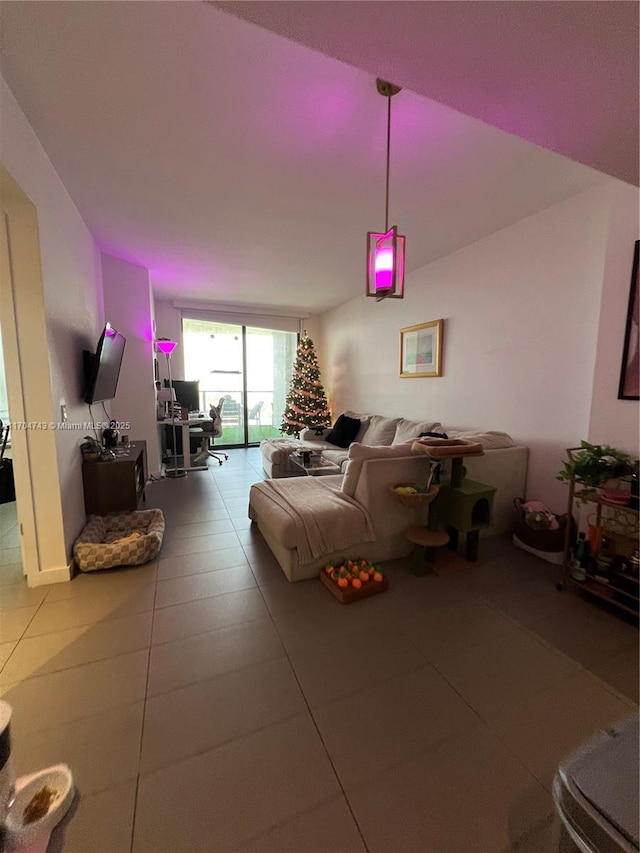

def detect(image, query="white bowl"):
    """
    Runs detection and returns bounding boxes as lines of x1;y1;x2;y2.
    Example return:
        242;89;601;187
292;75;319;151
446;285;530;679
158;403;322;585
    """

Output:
5;764;74;846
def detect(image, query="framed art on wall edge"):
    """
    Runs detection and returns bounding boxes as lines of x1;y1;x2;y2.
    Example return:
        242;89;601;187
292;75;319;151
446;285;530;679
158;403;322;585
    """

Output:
618;240;639;400
399;319;443;378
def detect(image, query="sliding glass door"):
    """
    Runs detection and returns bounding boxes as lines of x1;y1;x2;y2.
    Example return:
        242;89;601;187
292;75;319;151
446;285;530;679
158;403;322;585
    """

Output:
182;318;297;446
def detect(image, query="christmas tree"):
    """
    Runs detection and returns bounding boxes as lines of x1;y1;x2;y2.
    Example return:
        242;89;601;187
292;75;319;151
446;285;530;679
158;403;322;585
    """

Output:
281;333;331;436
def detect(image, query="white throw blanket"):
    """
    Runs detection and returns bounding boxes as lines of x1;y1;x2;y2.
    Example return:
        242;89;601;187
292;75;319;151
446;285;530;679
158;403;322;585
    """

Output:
259;478;375;565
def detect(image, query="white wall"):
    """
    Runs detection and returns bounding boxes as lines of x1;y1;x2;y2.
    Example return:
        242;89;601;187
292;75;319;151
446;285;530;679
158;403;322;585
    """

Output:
154;299;184;382
588;181;640;451
1;73;104;574
319;180;639;514
101;254;160;475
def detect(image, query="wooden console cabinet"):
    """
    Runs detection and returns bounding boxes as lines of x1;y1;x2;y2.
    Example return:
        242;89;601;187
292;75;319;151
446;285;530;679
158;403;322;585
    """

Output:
82;441;147;515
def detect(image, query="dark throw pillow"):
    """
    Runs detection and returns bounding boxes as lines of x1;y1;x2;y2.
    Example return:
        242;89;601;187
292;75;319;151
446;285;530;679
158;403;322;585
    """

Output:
418;430;449;440
325;414;361;448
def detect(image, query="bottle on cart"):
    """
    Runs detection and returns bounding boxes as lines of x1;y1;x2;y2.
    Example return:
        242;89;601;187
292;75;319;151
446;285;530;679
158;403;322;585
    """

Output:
571;532;590;582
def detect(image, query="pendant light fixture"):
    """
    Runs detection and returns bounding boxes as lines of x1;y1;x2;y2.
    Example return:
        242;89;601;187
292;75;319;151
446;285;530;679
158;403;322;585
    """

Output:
366;79;405;301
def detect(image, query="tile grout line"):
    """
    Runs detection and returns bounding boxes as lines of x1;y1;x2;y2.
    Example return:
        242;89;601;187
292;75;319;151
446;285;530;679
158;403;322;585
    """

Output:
129;558;162;853
247;565;372;853
0;582;55;674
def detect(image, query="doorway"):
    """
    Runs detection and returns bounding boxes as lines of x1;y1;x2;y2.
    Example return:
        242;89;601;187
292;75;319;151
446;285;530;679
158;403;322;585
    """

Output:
182;319;298;446
0;325;20;585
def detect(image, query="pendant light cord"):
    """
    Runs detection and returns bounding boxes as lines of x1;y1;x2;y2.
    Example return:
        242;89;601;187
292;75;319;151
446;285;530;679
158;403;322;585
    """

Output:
384;92;391;233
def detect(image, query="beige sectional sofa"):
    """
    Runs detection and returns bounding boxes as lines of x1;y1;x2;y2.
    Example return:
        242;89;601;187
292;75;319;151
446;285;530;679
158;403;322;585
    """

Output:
260;412;441;478
253;413;529;582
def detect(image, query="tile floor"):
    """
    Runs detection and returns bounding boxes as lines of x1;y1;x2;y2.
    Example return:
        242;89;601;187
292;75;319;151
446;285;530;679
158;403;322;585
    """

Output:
0;448;637;852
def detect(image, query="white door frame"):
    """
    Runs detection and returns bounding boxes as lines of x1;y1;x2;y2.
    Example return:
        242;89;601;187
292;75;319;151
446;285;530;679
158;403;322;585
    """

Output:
0;208;40;584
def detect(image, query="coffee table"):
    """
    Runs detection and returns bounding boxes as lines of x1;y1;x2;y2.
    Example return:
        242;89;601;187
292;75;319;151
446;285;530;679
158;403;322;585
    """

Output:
289;451;341;476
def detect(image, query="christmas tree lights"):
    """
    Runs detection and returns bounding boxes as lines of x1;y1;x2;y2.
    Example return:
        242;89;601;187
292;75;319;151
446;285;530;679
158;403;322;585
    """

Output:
281;334;331;436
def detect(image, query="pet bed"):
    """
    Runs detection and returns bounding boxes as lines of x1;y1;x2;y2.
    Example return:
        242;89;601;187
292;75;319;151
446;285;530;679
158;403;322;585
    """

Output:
73;509;165;572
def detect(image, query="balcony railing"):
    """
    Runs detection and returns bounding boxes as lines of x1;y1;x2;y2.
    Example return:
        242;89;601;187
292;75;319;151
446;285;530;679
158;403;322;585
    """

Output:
201;390;282;445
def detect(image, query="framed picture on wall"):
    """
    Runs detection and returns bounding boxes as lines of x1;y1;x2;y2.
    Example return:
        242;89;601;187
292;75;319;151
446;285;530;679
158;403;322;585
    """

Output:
399;319;443;378
618;240;639;400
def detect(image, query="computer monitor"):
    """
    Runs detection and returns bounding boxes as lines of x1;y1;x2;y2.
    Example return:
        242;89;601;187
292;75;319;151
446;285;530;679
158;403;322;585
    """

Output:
165;379;200;412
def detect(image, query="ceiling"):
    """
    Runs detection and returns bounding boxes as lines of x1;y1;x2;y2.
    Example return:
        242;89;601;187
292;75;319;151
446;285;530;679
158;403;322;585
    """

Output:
0;2;635;316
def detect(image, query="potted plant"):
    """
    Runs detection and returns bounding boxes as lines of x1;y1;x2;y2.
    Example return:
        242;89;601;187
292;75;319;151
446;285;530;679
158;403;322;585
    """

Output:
628;458;640;510
557;441;636;491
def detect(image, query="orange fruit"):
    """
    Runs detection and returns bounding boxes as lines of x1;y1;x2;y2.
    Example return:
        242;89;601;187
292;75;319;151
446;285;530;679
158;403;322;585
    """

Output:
373;572;383;582
351;578;362;589
359;571;369;582
325;565;333;575
337;577;348;588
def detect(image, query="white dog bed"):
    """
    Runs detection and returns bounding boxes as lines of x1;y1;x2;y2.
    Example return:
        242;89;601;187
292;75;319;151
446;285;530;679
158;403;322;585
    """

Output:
73;509;165;572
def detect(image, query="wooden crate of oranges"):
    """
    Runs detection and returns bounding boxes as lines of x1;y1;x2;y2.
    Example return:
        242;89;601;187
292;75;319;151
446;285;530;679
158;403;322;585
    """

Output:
320;558;388;604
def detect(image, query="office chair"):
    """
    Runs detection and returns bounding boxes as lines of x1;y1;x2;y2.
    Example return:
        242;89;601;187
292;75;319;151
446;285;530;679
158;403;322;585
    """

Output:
192;397;228;466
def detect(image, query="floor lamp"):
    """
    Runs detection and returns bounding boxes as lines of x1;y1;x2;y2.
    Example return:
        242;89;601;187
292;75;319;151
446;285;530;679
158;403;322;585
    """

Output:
155;338;187;479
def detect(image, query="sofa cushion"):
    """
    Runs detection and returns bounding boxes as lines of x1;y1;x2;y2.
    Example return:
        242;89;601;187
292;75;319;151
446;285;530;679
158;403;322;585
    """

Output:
342;441;417;497
325;414;361;448
392;418;442;445
321;448;350;469
361;415;400;446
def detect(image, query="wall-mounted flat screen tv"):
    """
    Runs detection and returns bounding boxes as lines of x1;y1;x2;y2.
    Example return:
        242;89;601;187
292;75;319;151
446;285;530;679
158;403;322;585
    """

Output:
83;323;126;404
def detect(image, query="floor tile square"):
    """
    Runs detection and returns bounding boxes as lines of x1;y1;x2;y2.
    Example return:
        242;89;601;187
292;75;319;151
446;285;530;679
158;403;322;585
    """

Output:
157;546;248;581
56;780;137;853
0;583;48;612
162;518;235;539
528;598;639;669
489;670;636;790
287;621;427;708
435;622;582;720
133;714;341;853
154;564;256;608
1;649;148;734
313;664;481;790
396;596;519;670
147;617;284;695
23;585;155;637
589;639;639;703
159;530;241;556
235;795;367;853
141;656;305;773
0;640;17;670
348;724;552;853
0;606;38;642
12;701;144;796
0;611;152;684
152;587;269;645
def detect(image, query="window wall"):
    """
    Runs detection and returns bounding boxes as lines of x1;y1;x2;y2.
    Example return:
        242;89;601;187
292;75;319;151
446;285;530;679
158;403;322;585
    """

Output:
182;318;297;446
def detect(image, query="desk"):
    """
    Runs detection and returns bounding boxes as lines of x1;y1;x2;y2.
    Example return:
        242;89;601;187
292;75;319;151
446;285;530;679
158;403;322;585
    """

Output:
158;417;211;473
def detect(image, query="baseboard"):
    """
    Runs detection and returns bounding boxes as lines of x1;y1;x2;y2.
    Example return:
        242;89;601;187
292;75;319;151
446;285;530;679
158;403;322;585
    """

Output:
27;563;73;587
